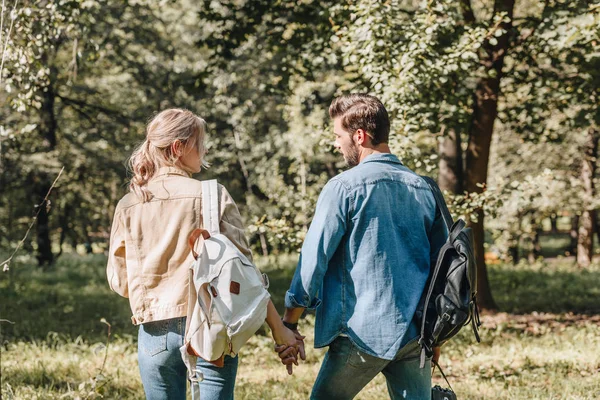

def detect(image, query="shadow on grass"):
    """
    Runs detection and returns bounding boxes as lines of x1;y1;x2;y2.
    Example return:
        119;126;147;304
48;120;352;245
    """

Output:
0;253;301;343
3;252;598;343
489;262;600;314
0;254;136;342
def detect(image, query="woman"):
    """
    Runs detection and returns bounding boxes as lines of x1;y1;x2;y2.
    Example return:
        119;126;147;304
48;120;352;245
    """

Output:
107;109;298;399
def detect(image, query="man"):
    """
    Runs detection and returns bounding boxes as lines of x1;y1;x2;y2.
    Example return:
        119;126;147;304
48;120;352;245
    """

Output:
278;94;447;399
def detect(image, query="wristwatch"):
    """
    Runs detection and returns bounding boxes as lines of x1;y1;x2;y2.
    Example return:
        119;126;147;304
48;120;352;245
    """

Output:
282;320;298;331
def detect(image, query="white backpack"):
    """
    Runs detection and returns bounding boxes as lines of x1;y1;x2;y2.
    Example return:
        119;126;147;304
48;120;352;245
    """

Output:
180;180;270;399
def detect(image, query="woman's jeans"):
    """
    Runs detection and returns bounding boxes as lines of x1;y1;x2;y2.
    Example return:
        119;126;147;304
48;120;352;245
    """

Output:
138;317;238;400
310;336;431;400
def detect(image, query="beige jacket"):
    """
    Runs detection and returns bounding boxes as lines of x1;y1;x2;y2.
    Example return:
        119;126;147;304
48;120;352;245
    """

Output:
107;166;253;325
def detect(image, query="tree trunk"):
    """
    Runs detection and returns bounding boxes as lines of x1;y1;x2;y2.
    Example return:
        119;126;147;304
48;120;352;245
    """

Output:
594;210;600;247
35;179;54;267
569;215;579;256
464;0;515;311
259;232;269;257
438;129;464;193
577;211;594;267
509;244;519;264
528;226;542;263
509;213;523;264
550;216;558;233
35;78;58;267
577;128;599;267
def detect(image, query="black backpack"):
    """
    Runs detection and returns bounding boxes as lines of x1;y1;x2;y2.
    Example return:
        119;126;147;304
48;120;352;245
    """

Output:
417;176;481;368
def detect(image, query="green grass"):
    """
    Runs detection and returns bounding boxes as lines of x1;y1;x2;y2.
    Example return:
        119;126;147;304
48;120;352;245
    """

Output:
489;260;600;314
1;254;600;399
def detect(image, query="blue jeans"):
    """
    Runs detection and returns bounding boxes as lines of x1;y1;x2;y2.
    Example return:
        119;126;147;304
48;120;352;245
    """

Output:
138;317;238;400
311;336;431;400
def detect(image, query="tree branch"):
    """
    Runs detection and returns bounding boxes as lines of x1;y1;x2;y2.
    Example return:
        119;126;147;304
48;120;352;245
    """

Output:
56;94;131;125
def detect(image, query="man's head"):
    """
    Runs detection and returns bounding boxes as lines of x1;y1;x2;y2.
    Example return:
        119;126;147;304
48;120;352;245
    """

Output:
329;94;390;167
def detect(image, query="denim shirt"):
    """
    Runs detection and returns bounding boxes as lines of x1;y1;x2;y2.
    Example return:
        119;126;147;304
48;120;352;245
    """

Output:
285;153;448;360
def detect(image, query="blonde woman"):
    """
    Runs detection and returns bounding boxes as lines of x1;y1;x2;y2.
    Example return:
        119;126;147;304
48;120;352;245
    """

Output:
107;109;299;399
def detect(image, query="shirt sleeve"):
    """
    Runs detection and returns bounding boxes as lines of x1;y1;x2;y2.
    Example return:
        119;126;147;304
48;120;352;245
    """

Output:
285;179;349;310
106;208;129;298
219;184;254;262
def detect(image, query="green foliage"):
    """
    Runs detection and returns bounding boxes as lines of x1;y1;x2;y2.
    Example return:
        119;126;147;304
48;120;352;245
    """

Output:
195;0;346;253
1;0;599;263
336;0;489;171
1;0;209;256
336;0;600;262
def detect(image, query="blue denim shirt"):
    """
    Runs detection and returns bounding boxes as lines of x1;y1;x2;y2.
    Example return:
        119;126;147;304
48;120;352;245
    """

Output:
285;153;448;360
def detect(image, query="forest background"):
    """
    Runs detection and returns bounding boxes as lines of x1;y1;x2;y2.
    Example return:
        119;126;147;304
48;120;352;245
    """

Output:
1;0;599;399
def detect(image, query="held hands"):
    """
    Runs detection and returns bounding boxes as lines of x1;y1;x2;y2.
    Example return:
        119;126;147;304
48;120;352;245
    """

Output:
274;329;306;375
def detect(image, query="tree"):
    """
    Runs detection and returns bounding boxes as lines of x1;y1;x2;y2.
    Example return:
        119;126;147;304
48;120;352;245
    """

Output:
336;0;499;308
1;0;210;265
336;0;600;309
195;0;346;253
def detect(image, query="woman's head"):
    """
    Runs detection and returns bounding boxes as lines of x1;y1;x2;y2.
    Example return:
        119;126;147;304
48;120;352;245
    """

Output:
129;109;208;202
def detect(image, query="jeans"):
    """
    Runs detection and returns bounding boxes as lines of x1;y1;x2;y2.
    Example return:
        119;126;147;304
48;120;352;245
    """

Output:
310;336;431;400
138;317;238;400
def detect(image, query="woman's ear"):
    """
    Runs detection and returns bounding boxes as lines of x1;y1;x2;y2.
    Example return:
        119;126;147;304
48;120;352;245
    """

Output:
171;140;182;157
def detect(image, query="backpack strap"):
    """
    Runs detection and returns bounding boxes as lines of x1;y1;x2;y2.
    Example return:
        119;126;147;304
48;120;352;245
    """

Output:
432;360;454;393
449;219;466;243
418;240;453;367
181;265;203;400
419;176;456;368
202;179;220;235
421;176;454;231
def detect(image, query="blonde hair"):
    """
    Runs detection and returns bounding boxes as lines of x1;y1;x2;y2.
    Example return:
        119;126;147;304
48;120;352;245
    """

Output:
129;108;208;202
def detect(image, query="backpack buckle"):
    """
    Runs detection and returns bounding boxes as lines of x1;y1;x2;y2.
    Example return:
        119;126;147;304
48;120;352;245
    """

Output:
189;369;204;383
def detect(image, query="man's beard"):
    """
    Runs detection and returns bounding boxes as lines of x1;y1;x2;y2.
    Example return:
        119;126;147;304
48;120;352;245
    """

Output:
344;143;360;167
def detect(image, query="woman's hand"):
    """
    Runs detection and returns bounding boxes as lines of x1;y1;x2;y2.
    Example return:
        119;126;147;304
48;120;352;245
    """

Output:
272;325;301;374
274;329;306;375
264;300;301;373
272;324;298;350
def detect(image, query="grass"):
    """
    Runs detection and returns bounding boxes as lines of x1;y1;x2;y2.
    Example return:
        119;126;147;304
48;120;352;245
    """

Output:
1;254;600;399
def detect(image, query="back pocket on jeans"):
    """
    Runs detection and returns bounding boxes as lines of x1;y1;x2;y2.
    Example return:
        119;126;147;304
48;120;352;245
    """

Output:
140;320;169;356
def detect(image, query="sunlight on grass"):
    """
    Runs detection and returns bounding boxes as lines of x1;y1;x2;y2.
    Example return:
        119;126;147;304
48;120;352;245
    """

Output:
1;254;599;399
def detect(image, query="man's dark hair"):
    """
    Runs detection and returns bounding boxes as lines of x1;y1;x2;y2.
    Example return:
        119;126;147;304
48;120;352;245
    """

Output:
329;94;390;145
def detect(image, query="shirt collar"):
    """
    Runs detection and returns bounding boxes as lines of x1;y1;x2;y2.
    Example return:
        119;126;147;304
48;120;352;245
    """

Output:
360;153;403;166
154;166;191;179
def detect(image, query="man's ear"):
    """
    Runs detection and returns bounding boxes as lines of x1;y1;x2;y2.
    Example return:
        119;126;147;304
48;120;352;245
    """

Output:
354;129;369;146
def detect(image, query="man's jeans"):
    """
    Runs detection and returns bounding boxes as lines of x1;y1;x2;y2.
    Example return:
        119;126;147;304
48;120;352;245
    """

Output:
311;336;431;400
137;317;238;400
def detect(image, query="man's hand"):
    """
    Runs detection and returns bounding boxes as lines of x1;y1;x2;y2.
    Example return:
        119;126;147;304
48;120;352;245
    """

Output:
292;330;306;361
274;329;306;375
432;346;441;365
